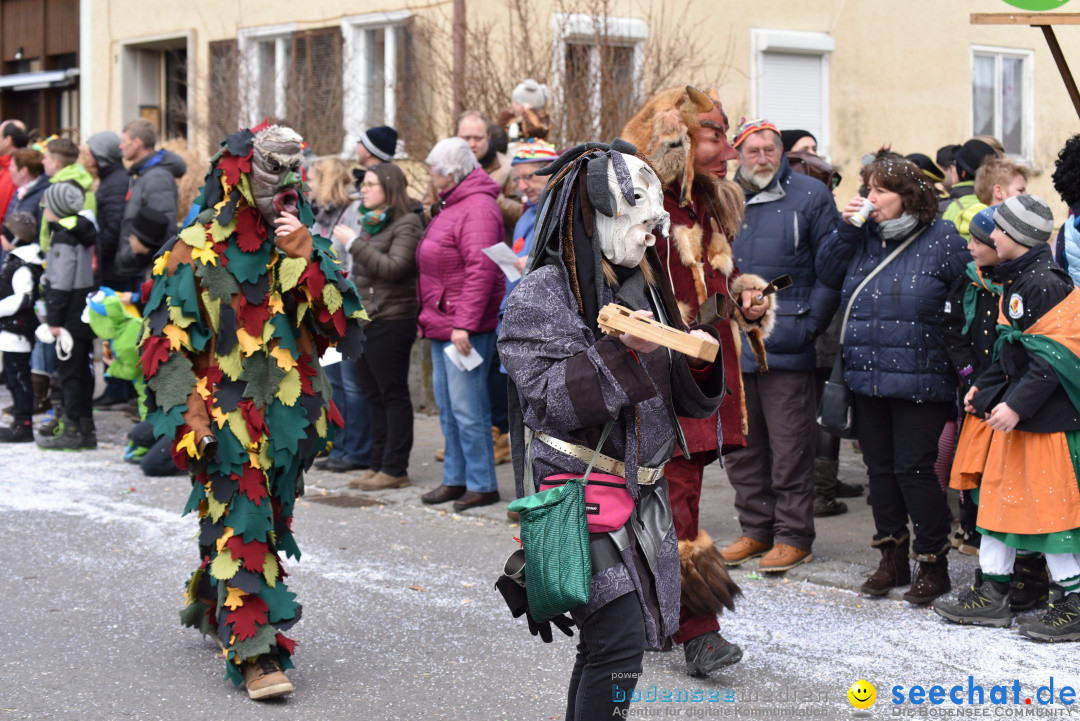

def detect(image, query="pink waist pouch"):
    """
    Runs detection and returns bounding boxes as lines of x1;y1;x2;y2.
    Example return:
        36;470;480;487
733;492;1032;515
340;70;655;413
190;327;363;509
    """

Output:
540;473;634;533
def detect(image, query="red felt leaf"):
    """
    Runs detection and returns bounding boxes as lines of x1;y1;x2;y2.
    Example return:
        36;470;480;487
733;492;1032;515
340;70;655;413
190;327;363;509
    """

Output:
296;354;317;395
238;296;272;336
218;153;251;186
141;278;154;301
225;534;270;574
240;399;268;441
140;335;172;377
204;365;224;388
298;262;325;298
235;208;265;252
318;307;347;338
237;465;270;506
226;594;268;641
327;400;344;428
171;442;189;472
275;633;296;655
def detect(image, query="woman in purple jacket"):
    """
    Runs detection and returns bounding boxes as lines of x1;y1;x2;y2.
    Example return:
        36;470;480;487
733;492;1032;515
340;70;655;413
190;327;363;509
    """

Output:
417;137;506;511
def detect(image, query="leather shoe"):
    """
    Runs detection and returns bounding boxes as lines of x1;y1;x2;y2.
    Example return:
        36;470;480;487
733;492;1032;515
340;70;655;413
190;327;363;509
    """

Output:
353;471;410;491
719;536;772;566
453;490;500;511
758;543;813;572
836;480;865;498
421;484;466;504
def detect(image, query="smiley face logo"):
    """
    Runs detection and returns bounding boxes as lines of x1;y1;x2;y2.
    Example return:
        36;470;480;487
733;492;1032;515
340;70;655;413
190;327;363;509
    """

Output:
848;680;876;709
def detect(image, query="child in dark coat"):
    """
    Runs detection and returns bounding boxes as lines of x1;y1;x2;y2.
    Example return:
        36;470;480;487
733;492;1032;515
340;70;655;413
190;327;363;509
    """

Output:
0;211;43;441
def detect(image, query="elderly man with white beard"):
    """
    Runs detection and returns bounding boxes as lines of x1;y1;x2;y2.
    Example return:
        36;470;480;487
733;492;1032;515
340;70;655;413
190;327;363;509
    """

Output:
720;119;841;572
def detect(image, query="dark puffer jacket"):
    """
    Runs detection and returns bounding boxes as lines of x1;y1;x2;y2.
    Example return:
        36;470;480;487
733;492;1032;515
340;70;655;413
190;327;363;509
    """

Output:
348;208;424;322
818;218;968;402
115;149;186;280
93;159;131;287
735;157;841;372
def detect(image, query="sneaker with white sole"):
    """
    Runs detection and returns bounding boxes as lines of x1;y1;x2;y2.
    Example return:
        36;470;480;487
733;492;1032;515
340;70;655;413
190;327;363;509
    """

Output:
242;654;293;700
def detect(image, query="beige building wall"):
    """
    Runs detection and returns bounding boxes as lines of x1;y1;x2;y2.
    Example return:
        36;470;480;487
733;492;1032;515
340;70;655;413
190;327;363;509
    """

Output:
84;0;1080;221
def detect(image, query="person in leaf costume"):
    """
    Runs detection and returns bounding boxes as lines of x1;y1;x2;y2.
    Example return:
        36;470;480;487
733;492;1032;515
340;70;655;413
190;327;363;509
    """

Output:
140;123;366;700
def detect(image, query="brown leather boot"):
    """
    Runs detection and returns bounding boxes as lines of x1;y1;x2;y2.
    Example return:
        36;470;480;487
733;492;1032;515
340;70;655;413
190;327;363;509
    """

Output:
241;654;293;700
860;534;911;596
903;543;952;604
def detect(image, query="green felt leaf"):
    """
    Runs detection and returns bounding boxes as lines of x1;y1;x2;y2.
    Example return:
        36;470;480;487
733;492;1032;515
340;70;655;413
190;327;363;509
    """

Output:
217;342;244;381
183;478;206;516
224;243;272;286
278;531;301;561
210;215;238;244
190;322;212;353
148;403;187;440
262;553;279;588
341;290;364;317
261;580;298;623
226;409;252;449
185;568;204;604
227;494;274;543
278;257;306;292
147;353;196;412
264;400;308;458
240;351;287;409
210;428;248;477
314;409;327;439
145;275;167;313
179;223;207;249
201;292;222;333
230;621;277;662
298;200;315;228
165;263;201;318
206;487;227;522
270;315;298;355
195;260;240;303
179;599;215;637
275;368;301;407
237;175;256;209
312;365;332;402
322;284;343;314
296;300;308;325
210;547;240;581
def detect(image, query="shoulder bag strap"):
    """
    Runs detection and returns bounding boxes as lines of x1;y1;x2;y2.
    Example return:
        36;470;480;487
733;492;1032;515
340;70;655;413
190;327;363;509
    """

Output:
522;421;614;492
581;422;614;487
838;226;927;345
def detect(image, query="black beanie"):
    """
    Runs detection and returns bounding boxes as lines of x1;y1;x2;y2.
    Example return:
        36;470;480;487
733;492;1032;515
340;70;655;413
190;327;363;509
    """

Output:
781;129;815;153
131;206;171;252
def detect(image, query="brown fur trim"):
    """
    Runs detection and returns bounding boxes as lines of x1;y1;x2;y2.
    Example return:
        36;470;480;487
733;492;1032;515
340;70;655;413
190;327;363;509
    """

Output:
677;300;695;327
671;223;704;270
706;217;734;276
678;530;742;617
729;273;777;341
729;320;749;436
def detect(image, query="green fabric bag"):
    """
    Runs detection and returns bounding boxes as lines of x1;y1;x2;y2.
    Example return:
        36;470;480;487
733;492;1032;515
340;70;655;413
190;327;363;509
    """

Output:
506;424;612;623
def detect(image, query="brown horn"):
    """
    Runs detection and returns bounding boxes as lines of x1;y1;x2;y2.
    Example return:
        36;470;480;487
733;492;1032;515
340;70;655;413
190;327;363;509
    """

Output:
685;85;714;112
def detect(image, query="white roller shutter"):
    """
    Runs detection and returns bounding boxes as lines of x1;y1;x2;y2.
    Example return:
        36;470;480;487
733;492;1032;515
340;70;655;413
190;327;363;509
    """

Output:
758;51;825;149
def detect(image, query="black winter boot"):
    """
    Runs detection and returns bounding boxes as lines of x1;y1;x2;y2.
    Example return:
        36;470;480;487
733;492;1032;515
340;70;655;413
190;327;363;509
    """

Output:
903;543;952;604
30;372;51;415
812;458;847;517
78;418;97;449
0;417;33;443
37;417;84;451
860;534;911;596
1011;555;1051;612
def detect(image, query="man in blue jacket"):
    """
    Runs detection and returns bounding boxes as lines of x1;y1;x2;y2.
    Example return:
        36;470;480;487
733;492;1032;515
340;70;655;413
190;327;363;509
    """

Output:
720;119;840;572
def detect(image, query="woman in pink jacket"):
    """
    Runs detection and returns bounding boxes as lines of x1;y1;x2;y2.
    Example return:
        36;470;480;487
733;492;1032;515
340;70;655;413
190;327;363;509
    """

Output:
416;137;506;511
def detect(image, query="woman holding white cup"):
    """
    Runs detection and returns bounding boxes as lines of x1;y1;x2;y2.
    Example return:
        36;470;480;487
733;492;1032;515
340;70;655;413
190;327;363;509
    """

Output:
821;153;969;604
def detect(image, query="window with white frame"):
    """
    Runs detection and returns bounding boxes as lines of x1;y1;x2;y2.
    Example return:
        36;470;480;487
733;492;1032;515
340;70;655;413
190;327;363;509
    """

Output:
237;23;295;127
971;46;1033;160
751;29;834;159
552;13;647;145
342;11;412;155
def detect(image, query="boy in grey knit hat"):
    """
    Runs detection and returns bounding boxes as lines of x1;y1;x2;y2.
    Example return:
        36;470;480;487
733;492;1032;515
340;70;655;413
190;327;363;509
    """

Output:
938;194;1080;640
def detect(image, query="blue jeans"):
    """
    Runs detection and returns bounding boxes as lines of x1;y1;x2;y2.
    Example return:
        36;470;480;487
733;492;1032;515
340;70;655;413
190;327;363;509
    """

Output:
431;331;497;493
324;360;372;466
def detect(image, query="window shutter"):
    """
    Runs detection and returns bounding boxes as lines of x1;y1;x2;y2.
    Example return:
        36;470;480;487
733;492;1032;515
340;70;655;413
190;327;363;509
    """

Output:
759;52;824;146
289;27;343;156
397;20;418;152
208;39;239;153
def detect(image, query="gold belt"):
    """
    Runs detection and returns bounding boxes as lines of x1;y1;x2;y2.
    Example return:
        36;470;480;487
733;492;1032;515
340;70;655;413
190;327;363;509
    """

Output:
534;432;665;485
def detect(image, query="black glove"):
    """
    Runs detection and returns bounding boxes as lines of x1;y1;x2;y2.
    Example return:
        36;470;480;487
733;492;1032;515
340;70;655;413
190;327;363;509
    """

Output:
495;575;575;643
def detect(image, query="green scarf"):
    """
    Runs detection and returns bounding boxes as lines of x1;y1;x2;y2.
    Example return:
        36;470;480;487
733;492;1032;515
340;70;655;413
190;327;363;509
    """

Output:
360;205;391;236
961;261;1002;335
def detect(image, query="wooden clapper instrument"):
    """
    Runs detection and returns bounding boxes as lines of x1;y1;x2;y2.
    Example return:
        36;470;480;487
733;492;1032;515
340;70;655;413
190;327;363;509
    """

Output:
596;304;718;363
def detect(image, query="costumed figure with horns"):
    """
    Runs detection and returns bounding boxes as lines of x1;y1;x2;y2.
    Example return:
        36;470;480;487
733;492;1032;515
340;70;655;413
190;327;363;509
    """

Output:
140;123;367;700
621;86;775;675
498;139;740;720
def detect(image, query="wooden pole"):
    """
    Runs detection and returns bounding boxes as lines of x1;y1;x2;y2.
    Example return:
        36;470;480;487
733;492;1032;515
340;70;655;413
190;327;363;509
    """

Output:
1040;25;1080;120
452;0;466;120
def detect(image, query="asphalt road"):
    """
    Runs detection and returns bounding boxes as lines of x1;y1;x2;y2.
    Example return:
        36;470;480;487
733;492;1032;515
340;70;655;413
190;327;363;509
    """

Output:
2;393;1079;721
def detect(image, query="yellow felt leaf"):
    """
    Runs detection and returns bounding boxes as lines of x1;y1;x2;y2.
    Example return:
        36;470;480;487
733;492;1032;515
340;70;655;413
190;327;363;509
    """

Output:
270;345;297;372
260;320;275;345
215;526;235;554
248;448;262;470
210;548;240;581
275;368;301;407
217;342;244;381
322;284;343;314
296;300;309;325
179;223;206;249
176;429;199;459
267;293;284;316
191;242;218;266
184;569;202;604
168;304;194;328
236;327;261;357
210;216;238;244
226;409;252;449
153;251;171;277
315;408;327;438
263;554;279;588
257;439;272;471
224;585;247;611
201;292;222;333
211;404;228;430
195;376;211;400
163;324;188;352
351;308;370;322
207;491;228;523
238;175;255;208
196;499;209;519
278;257;307;292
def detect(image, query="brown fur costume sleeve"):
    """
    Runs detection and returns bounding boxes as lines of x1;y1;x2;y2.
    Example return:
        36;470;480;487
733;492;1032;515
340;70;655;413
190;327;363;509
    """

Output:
678;530;742;617
729;273;776;370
